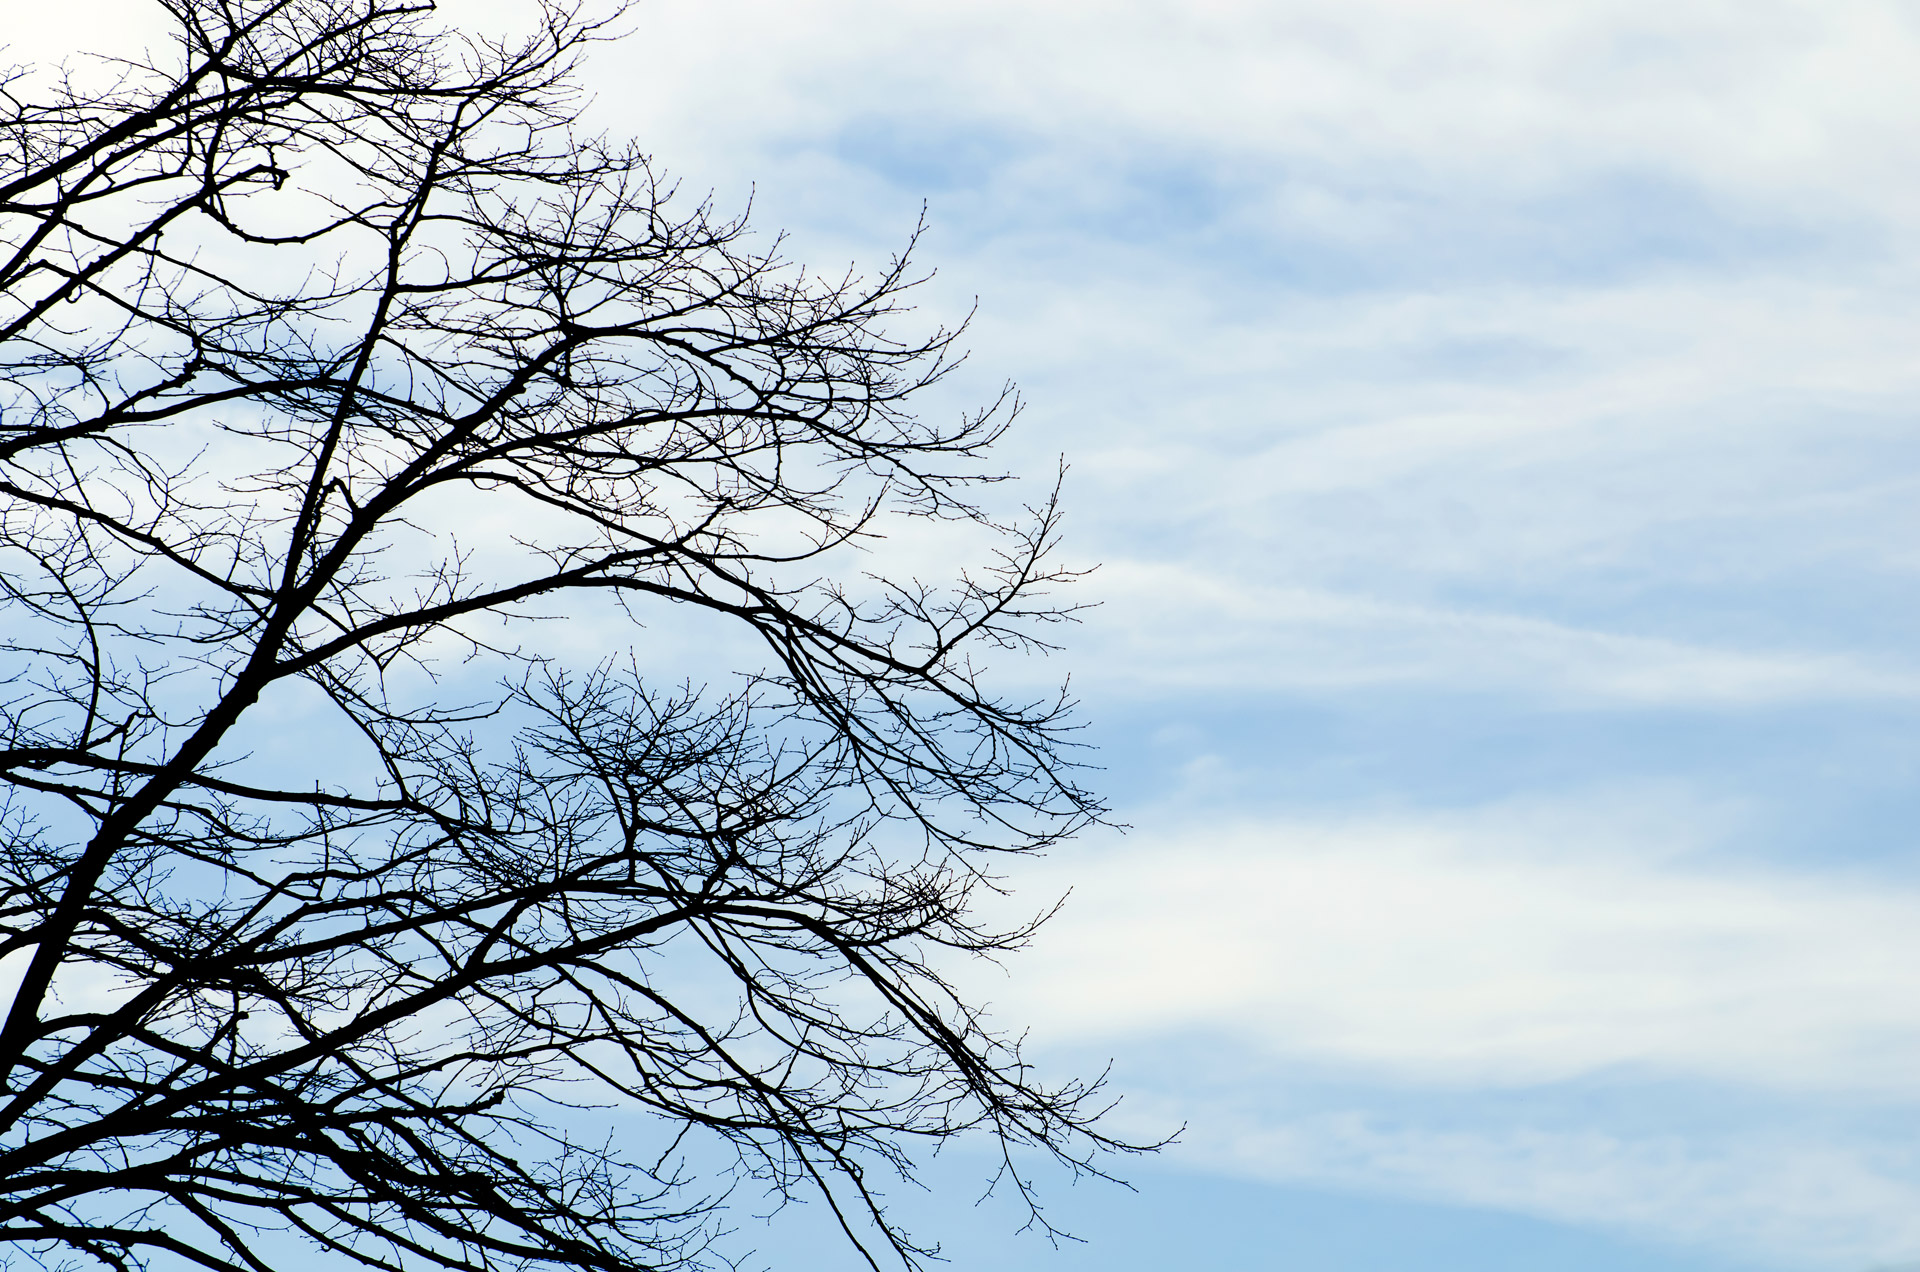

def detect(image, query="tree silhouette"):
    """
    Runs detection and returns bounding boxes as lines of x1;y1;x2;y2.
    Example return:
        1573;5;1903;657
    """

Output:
0;3;1132;1269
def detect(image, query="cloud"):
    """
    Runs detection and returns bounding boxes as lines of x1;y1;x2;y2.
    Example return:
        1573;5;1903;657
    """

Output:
581;0;1920;236
1151;1106;1920;1271
962;800;1920;1266
1079;565;1920;706
985;800;1920;1093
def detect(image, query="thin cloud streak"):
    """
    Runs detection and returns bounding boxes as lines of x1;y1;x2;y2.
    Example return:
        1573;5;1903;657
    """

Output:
1085;567;1920;706
1147;1106;1920;1272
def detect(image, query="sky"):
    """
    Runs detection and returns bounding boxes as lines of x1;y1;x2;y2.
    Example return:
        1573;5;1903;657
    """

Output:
16;1;1920;1269
575;4;1920;1269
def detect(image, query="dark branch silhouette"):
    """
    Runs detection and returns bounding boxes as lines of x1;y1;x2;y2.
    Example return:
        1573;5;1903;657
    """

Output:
0;3;1141;1269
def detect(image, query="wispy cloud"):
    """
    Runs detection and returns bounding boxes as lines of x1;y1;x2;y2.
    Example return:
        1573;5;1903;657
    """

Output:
1081;566;1920;705
968;801;1920;1265
1151;1107;1920;1271
989;802;1920;1092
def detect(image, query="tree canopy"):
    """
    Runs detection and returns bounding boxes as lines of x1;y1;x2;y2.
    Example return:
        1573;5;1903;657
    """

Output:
0;2;1132;1269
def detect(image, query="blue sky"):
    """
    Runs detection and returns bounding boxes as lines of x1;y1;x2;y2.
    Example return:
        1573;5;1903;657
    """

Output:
570;3;1920;1268
20;1;1920;1267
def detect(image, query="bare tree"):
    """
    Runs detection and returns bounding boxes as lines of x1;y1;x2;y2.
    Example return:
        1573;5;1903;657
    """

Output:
0;3;1135;1270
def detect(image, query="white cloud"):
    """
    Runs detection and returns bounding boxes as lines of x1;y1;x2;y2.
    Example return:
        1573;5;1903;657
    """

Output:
580;0;1920;228
1150;1107;1920;1271
964;801;1920;1265
1081;564;1920;705
986;801;1920;1093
